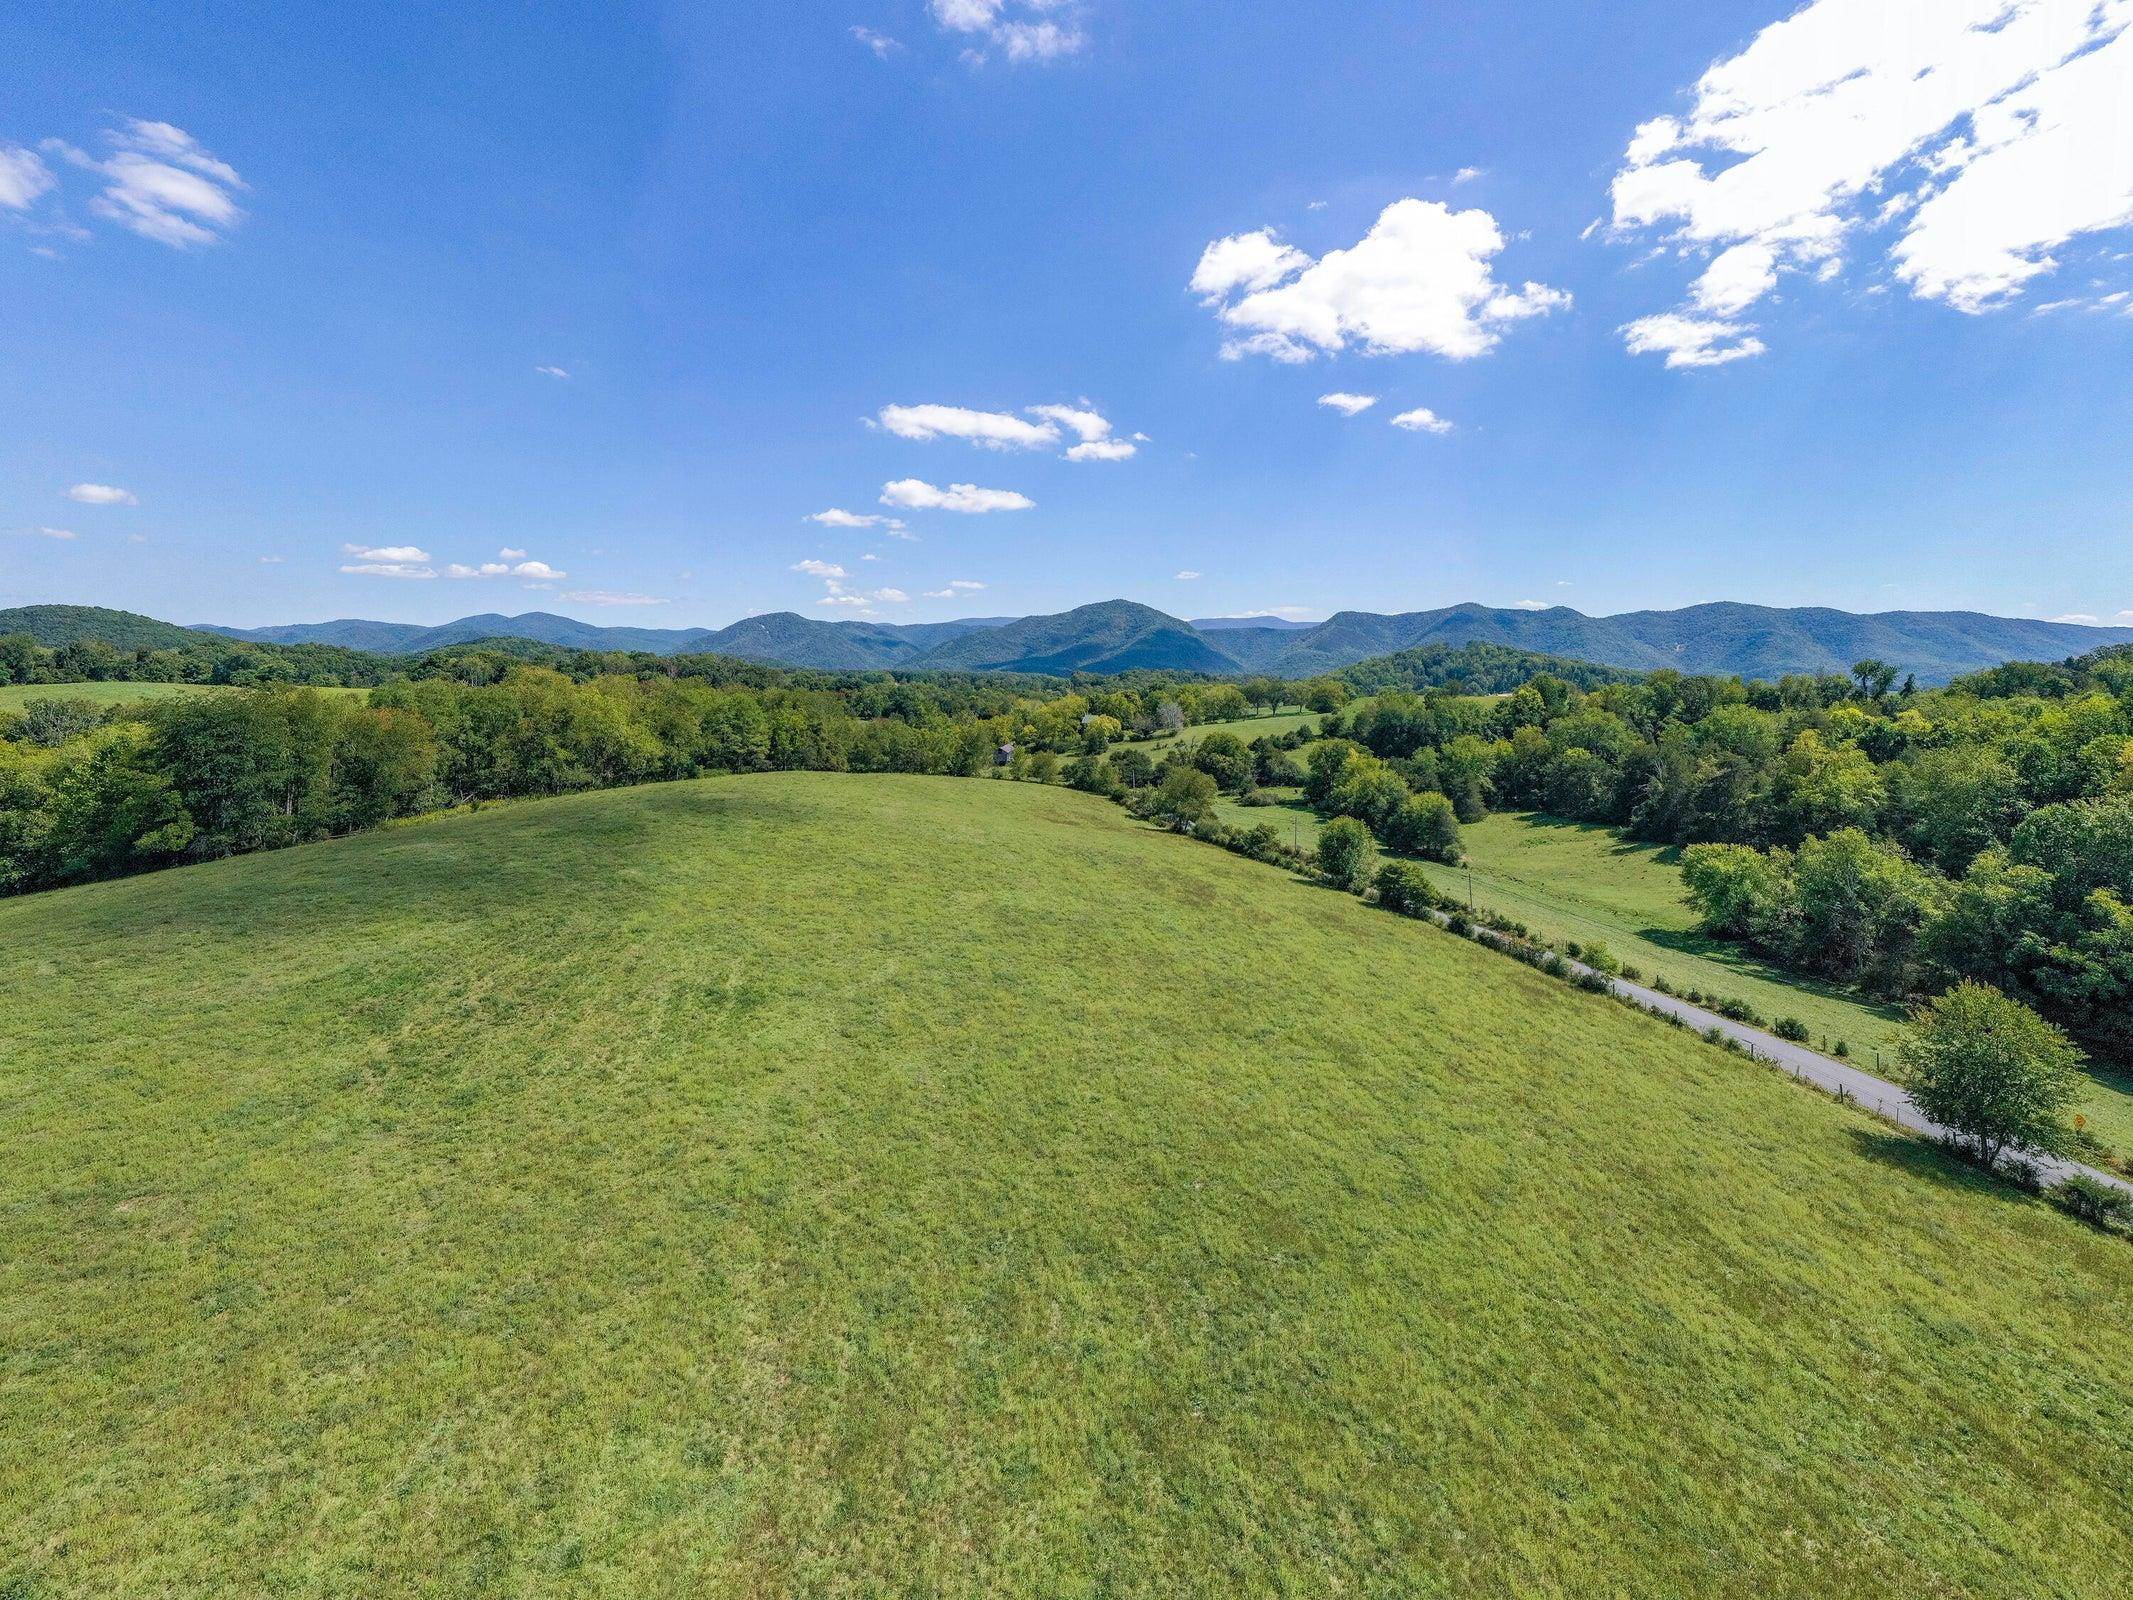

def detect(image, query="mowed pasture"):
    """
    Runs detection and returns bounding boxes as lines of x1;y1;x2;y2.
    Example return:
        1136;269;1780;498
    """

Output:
6;774;2133;1597
1119;706;1323;751
0;681;371;711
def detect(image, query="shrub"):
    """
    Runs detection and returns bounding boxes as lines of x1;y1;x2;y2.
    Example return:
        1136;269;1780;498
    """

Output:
1317;816;1375;891
1579;941;1621;976
1374;861;1440;917
1773;1016;1811;1042
2050;1176;2133;1232
1619;964;1643;983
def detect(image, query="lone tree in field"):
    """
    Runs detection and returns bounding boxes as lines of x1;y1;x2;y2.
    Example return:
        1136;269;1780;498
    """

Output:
1146;765;1217;832
1898;982;2083;1169
1317;816;1375;891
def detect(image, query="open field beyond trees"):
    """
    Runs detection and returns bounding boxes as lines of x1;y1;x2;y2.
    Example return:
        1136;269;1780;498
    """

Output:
0;681;371;712
6;774;2133;1597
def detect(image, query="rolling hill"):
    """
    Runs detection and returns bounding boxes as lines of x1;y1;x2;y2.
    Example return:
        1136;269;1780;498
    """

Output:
5;772;2131;1595
0;605;225;651
911;598;1241;674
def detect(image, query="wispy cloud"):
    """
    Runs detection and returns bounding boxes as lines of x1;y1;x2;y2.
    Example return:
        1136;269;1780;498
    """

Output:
33;526;78;540
929;0;1085;63
563;590;669;606
534;364;570;379
1317;392;1378;416
67;482;137;505
0;146;55;210
1609;0;2133;364
808;507;909;533
340;541;436;579
877;400;1136;461
1174;570;1201;580
2052;612;2101;625
852;25;901;57
1389;406;1454;434
792;559;848;579
53;119;247;248
881;479;1033;513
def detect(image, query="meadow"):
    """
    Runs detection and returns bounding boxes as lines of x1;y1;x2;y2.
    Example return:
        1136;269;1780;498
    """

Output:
0;681;370;711
6;773;2133;1596
1119;706;1323;750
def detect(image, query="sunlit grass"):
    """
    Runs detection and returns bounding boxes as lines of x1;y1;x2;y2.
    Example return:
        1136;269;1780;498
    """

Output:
5;774;2132;1597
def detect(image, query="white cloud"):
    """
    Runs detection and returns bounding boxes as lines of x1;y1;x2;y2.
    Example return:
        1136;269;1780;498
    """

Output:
535;365;570;379
792;559;848;579
2052;612;2101;624
1191;229;1313;300
1317;392;1378;416
67;483;137;505
807;508;909;533
881;479;1033;513
30;526;77;540
563;590;668;606
929;0;1084;62
1511;599;1549;611
0;146;55;210
1389;406;1455;434
873;587;910;603
880;400;1132;455
340;561;436;580
1233;605;1320;621
342;543;432;563
1196;198;1569;362
1453;166;1485;185
448;556;566;580
852;25;901;57
1174;570;1201;580
60;119;246;248
258;554;285;564
499;546;528;559
1620;313;1767;369
1609;0;2133;362
878;402;1057;450
2118;610;2133;622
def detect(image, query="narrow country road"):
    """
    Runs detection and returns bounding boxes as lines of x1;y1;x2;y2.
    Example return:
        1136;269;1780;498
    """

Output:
1439;913;2133;1196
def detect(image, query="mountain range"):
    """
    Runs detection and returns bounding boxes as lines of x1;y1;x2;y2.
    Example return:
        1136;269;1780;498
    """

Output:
7;599;2127;685
192;599;2133;684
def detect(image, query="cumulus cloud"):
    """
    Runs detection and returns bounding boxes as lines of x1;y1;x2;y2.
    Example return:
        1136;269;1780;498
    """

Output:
447;556;565;580
1389;406;1455;433
881;479;1034;513
1620;313;1768;369
55;119;247;248
1453;166;1486;185
499;546;528;559
1511;599;1549;611
1318;392;1378;416
563;590;668;606
876;400;1136;459
343;543;432;563
0;146;55;210
792;559;848;579
2052;612;2101;625
1195;199;1569;362
1609;0;2133;362
879;403;1060;450
67;483;137;505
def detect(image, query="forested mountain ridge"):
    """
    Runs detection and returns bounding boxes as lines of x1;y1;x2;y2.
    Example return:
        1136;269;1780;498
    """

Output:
16;599;2133;683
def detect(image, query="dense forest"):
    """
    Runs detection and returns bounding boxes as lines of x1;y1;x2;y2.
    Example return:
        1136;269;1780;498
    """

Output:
1294;650;2133;1062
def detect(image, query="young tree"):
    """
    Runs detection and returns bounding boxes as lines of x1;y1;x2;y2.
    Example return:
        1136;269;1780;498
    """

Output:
1109;747;1156;789
1384;791;1462;862
1146;765;1217;832
1317;816;1374;891
1899;982;2083;1168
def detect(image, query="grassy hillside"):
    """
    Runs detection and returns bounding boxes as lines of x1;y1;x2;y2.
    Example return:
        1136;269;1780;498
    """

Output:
6;775;2133;1596
0;681;372;711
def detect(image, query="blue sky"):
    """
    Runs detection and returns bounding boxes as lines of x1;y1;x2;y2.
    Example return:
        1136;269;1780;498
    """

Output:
3;0;2130;630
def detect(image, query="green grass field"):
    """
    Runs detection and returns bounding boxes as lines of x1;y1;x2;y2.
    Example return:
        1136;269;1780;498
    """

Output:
6;774;2133;1596
0;681;371;711
1120;706;1323;751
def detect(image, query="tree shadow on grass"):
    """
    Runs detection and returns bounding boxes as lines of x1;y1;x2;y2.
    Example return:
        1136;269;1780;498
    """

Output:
1843;1127;2039;1211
